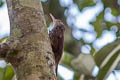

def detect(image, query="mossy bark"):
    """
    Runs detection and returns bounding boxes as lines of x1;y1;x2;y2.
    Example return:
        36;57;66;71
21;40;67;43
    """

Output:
5;0;56;80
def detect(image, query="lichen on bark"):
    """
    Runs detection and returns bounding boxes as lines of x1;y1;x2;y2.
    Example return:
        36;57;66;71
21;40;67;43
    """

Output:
4;0;57;80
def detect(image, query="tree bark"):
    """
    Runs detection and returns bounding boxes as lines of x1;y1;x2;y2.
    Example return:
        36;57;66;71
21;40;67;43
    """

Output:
3;0;57;80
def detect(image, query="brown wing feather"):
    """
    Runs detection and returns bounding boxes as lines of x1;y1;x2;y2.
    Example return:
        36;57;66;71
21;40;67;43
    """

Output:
49;16;65;75
49;28;64;75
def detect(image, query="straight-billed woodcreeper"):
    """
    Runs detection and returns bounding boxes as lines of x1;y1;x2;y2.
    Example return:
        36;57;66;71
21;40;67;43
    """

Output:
49;14;65;75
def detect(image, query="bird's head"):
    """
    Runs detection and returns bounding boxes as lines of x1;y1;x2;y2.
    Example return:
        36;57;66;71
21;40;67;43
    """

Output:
50;14;65;31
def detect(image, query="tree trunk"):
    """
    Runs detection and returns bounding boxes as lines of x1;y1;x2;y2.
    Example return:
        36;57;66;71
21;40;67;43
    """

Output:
3;0;56;80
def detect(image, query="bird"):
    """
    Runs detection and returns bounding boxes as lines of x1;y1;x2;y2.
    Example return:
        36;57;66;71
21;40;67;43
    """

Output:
49;14;65;75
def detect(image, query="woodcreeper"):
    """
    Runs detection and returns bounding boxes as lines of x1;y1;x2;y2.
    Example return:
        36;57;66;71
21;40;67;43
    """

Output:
49;14;65;75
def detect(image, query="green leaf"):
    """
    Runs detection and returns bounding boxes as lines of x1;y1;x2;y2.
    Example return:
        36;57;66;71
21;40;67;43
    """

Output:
111;8;119;16
0;63;14;80
73;0;95;10
73;72;80;80
5;64;14;80
91;12;104;38
90;46;96;55
94;39;120;80
94;40;120;67
0;68;6;80
97;51;120;80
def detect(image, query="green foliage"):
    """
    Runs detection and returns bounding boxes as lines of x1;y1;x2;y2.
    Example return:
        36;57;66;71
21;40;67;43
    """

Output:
0;67;6;80
61;52;75;68
90;46;96;55
0;63;15;80
0;36;8;43
5;64;15;80
73;0;95;10
94;40;120;67
111;8;119;16
102;0;119;16
73;72;80;80
94;40;120;66
94;40;120;79
105;21;120;29
0;1;4;7
91;12;105;38
97;51;120;80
